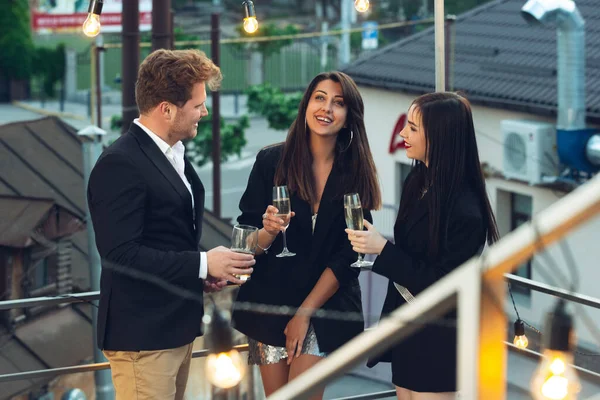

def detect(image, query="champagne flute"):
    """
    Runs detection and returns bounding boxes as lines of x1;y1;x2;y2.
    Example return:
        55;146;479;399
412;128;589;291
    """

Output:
344;193;373;268
273;185;296;257
230;224;259;282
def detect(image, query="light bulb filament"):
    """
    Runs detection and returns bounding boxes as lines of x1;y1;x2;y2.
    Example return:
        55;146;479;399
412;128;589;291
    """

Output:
541;375;569;400
206;350;246;389
514;334;529;349
83;13;101;37
243;17;258;33
354;0;370;13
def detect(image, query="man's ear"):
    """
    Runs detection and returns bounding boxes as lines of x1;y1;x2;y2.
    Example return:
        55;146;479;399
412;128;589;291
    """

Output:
158;102;171;120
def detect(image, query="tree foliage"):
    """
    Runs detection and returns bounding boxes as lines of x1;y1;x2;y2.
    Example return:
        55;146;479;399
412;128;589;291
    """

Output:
234;23;301;58
377;0;492;20
246;84;302;131
33;44;66;97
110;113;249;167
187;116;250;167
0;0;35;80
139;27;199;48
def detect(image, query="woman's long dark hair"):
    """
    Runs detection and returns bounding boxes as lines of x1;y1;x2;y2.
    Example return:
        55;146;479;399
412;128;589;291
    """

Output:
398;92;499;259
274;71;381;210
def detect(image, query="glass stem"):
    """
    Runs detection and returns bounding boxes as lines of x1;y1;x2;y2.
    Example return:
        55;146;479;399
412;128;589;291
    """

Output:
282;227;289;251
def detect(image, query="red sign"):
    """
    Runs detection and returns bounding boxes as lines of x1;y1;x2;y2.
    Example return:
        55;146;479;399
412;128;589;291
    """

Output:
32;12;152;32
389;113;407;154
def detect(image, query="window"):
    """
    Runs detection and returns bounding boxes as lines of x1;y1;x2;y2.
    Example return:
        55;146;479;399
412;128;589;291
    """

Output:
498;191;533;295
32;258;50;289
26;249;57;295
0;252;7;300
511;193;533;293
396;162;412;205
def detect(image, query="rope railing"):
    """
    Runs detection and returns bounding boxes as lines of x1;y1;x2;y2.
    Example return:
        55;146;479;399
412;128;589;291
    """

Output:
1;274;599;386
0;344;249;384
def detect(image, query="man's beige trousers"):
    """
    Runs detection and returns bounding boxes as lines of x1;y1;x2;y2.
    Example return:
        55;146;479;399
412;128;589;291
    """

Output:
103;343;193;400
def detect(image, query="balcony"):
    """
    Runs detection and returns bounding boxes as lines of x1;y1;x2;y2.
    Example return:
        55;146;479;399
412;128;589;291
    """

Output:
1;177;600;399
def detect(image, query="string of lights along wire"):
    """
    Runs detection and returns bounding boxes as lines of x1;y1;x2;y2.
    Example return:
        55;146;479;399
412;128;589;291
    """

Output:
81;0;375;38
83;0;260;37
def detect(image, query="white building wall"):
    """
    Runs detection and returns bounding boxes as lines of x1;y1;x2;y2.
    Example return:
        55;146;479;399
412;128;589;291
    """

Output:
360;86;600;351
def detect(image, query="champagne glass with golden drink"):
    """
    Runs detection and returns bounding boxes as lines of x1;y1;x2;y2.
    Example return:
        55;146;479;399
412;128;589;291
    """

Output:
230;224;258;282
273;185;296;257
344;193;373;268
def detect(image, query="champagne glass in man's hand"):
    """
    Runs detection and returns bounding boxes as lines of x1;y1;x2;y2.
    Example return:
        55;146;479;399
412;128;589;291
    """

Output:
206;246;255;285
230;224;259;283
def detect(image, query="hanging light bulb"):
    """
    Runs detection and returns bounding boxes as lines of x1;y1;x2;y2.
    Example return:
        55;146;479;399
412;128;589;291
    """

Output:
83;0;104;37
203;306;246;389
514;319;529;349
531;300;581;400
242;0;259;33
206;350;246;389
354;0;370;13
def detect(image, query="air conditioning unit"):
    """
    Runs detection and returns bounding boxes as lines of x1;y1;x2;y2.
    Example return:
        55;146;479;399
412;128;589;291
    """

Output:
502;120;558;185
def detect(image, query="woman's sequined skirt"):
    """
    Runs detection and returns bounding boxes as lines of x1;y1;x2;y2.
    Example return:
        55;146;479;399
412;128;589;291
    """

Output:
247;324;327;365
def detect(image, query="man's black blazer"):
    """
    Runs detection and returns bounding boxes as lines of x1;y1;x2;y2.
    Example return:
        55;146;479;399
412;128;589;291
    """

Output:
88;123;205;351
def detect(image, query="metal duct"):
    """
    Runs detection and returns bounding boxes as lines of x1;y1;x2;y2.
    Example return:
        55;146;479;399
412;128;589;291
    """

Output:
521;0;585;130
587;135;600;166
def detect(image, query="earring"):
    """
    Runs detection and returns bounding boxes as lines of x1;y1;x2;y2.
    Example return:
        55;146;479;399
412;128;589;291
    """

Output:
343;129;354;152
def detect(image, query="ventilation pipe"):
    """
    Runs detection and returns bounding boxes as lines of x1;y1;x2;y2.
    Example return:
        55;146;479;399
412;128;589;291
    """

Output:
521;0;600;172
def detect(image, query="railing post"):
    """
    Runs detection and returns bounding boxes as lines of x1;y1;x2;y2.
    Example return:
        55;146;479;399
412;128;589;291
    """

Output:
477;270;507;398
456;260;482;398
211;12;222;219
78;127;115;400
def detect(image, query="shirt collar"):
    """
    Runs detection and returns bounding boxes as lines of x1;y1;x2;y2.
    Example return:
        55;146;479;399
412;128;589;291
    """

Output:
134;119;183;159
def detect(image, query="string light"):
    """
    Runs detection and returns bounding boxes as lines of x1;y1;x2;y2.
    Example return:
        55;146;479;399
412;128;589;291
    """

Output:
531;300;581;400
242;0;259;34
514;319;529;349
203;305;246;389
82;0;103;37
354;0;370;13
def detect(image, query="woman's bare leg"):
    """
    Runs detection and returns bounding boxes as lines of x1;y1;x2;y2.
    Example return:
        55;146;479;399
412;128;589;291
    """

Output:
258;361;290;397
396;386;412;400
288;355;325;400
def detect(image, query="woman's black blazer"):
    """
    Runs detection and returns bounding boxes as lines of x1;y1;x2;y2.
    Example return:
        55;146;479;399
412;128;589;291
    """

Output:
367;184;486;392
232;144;370;353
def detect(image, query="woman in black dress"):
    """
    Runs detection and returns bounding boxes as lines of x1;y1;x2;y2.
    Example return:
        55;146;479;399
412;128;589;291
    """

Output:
233;71;381;399
347;92;499;399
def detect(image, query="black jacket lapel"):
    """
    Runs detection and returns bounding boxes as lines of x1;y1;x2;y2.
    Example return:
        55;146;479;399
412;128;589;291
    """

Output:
184;157;205;243
129;124;192;206
308;165;344;265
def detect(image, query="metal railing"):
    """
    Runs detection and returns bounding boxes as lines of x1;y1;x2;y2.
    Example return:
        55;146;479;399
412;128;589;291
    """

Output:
0;343;249;384
265;173;600;399
329;272;600;400
2;273;600;394
506;273;600;309
0;291;248;384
